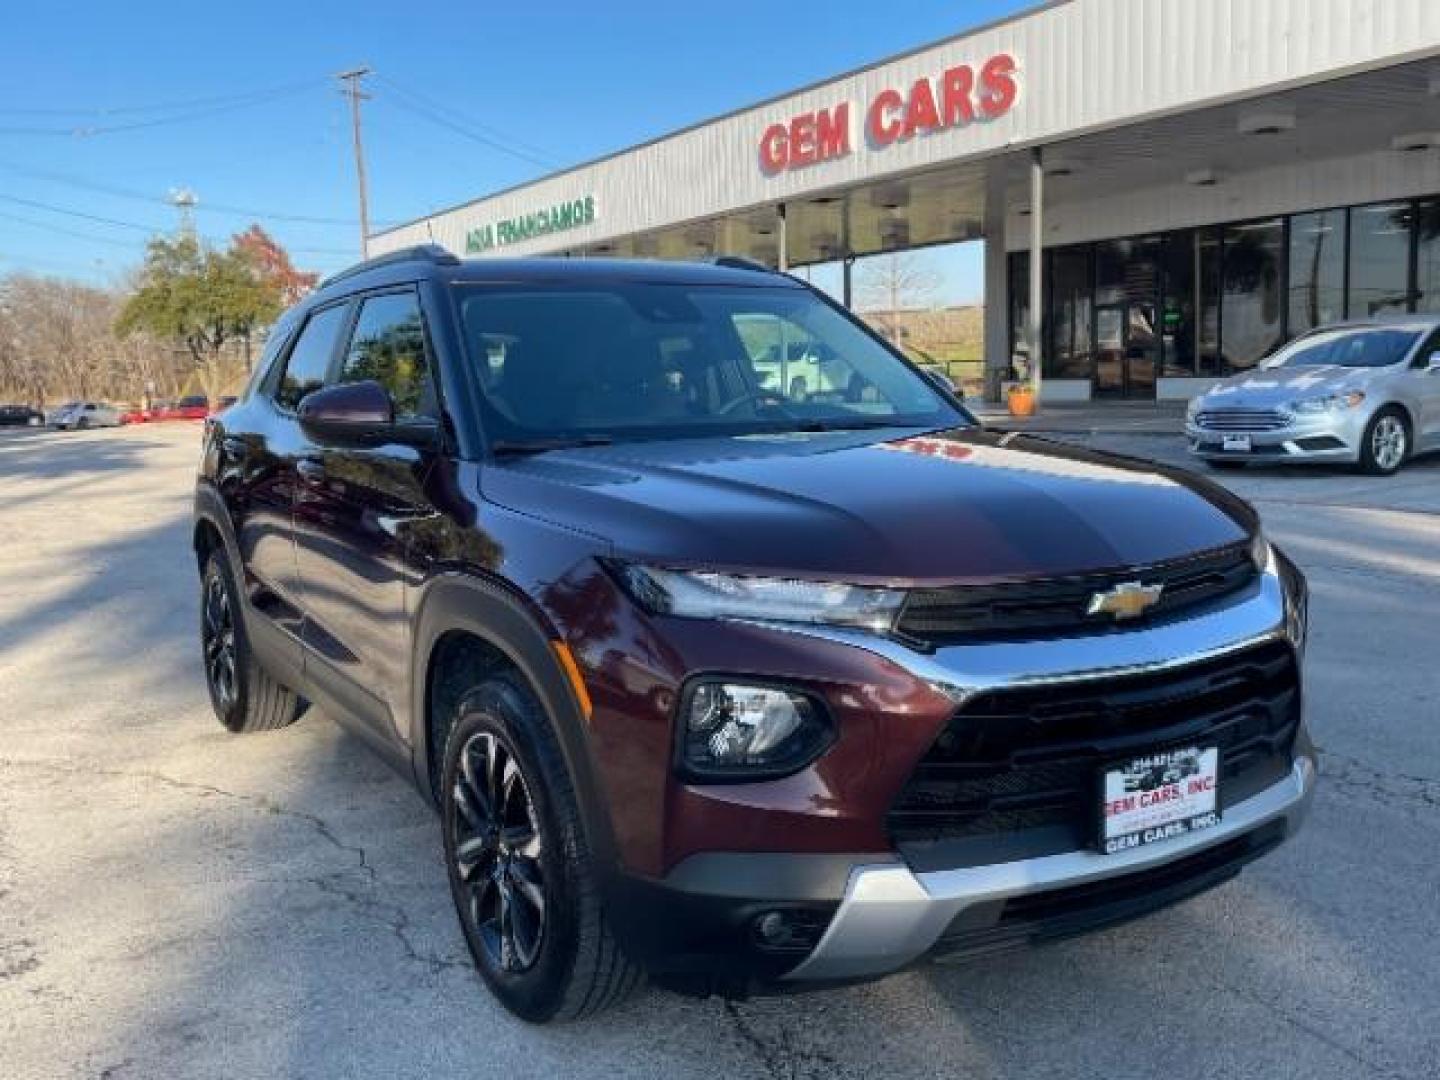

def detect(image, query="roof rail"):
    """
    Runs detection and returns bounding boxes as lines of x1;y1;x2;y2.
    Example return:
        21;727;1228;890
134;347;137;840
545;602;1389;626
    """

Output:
708;254;776;273
320;244;460;290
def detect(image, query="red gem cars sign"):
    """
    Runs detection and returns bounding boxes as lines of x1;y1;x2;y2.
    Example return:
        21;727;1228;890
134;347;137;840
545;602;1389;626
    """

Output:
758;53;1019;175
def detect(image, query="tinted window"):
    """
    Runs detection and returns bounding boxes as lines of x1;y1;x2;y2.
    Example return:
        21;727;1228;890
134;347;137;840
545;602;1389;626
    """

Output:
456;283;957;442
276;304;347;411
337;291;431;417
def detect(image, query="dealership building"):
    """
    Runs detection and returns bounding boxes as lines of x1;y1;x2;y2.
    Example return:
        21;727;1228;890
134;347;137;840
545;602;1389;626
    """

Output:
372;0;1440;403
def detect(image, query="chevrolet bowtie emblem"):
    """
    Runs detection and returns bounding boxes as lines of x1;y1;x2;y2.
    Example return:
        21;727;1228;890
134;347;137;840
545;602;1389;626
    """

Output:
1087;581;1164;620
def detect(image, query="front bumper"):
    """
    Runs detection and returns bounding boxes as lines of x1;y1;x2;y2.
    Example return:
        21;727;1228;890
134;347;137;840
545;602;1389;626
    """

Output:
1185;410;1367;463
786;754;1313;980
618;547;1311;989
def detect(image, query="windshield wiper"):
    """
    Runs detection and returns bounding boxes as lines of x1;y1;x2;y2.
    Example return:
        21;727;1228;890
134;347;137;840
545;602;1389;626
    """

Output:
489;435;614;457
789;419;914;433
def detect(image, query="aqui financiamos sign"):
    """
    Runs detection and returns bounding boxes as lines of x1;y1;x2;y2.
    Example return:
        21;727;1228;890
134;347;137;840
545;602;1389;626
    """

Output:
466;194;597;254
758;53;1018;175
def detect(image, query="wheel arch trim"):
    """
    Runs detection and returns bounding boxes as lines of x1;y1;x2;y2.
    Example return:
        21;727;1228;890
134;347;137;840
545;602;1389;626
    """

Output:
410;571;619;872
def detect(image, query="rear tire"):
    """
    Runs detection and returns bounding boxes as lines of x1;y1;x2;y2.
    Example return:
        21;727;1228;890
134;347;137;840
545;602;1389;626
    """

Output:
201;551;303;733
440;673;641;1022
1358;408;1409;476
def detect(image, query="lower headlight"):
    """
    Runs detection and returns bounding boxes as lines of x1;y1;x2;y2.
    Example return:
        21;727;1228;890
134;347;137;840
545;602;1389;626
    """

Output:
679;681;833;780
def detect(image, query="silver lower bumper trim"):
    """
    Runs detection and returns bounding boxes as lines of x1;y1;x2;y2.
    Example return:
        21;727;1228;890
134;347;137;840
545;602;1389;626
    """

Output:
785;755;1316;981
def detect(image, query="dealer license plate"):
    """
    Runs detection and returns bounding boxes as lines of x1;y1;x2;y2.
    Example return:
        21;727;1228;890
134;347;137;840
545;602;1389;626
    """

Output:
1099;747;1220;854
1222;434;1252;453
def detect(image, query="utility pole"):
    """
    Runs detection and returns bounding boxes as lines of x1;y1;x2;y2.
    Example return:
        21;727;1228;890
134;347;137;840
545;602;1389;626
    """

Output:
337;67;372;259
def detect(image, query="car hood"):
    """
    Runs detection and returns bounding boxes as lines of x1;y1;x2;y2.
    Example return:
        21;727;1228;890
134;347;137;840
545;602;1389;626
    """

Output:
1199;364;1374;409
481;427;1255;584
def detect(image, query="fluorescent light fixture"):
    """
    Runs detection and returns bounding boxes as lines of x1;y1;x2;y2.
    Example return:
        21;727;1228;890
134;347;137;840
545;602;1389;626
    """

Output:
1238;110;1296;136
1391;131;1440;152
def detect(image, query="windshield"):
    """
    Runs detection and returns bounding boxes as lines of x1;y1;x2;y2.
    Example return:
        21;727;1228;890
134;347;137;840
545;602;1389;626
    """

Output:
1259;327;1420;370
454;283;964;444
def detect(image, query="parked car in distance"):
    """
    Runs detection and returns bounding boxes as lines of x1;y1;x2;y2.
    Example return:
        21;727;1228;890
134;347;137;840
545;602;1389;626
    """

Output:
118;404;153;425
195;246;1314;1022
0;404;44;427
49;401;122;430
164;395;210;420
208;395;237;417
1186;315;1440;475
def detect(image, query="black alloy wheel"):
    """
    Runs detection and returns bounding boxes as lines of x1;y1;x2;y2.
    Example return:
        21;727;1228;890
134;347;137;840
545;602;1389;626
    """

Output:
450;729;548;973
202;567;238;714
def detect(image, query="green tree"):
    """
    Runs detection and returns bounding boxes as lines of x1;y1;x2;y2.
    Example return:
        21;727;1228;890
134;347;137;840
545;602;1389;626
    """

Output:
116;235;283;401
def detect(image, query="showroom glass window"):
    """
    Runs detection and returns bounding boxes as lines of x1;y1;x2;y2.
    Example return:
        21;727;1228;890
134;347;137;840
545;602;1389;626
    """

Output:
1196;228;1223;375
1220;219;1284;370
1048;246;1094;379
1008;252;1031;375
1348;202;1412;318
1416;198;1440;313
1289;209;1347;334
1159;230;1203;377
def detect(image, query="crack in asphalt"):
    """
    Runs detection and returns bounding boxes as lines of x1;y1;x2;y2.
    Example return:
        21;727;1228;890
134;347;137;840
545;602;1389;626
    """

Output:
1207;974;1416;1080
0;756;474;979
1317;749;1440;816
721;1000;847;1080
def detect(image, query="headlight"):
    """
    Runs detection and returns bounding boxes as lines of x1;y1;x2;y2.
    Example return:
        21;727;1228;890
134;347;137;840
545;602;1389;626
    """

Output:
1185;395;1204;420
1289;390;1365;414
611;564;906;632
678;680;833;780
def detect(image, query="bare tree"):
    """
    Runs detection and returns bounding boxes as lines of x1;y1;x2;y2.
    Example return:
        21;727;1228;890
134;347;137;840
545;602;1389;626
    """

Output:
854;252;943;349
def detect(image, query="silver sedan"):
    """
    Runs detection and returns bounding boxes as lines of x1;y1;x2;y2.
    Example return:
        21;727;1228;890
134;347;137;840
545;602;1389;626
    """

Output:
1186;316;1440;475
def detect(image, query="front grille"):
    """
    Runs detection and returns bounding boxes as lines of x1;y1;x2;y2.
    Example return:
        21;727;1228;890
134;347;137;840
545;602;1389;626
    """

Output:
896;544;1257;646
1194;408;1291;432
888;642;1299;856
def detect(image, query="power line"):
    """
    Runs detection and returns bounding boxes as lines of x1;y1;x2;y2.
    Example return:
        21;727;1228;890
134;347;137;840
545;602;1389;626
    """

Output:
0;193;353;256
375;76;560;169
0;193;156;232
0;206;144;248
0;78;326;118
0;81;324;138
376;75;559;163
0;158;374;226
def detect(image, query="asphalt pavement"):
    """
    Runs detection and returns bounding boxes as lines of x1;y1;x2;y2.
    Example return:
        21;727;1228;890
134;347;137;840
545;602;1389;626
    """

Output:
1;423;1436;1080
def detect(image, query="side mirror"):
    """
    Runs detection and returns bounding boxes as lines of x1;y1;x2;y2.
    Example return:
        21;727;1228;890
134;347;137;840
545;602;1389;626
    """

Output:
297;381;440;450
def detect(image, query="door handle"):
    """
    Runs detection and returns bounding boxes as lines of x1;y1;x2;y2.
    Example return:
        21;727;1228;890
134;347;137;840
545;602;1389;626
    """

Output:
296;458;327;485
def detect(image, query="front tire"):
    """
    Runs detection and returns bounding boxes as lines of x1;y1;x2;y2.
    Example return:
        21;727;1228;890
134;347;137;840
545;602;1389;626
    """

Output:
201;552;303;733
440;674;640;1022
1358;408;1409;476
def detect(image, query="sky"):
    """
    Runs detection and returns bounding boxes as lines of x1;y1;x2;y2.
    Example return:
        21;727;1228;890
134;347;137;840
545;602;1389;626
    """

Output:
0;0;1032;303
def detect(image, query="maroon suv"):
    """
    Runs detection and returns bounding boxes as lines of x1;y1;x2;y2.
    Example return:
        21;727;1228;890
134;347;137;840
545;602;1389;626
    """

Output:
193;246;1315;1022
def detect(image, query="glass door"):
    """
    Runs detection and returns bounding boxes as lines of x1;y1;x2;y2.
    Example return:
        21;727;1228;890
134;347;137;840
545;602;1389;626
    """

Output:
1093;238;1159;399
